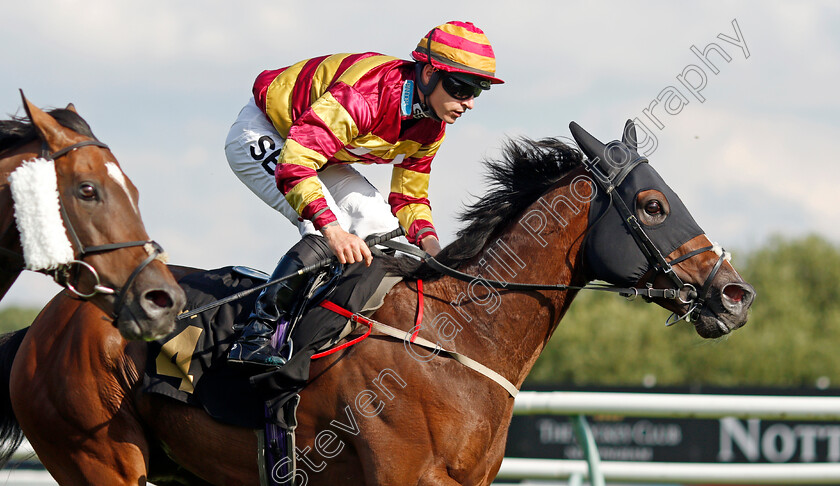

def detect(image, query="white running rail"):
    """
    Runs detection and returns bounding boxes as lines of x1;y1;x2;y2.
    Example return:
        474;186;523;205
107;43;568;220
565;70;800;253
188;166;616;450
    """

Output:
498;391;840;484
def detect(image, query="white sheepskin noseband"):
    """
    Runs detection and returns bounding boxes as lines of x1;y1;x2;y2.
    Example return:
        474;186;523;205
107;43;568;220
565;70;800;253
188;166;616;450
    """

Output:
8;158;75;271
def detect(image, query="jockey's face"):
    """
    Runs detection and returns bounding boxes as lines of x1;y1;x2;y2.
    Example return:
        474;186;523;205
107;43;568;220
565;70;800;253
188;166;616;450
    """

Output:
421;65;475;124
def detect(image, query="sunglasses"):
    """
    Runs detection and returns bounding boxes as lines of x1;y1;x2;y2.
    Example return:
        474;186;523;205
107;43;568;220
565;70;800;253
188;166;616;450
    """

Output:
441;75;483;100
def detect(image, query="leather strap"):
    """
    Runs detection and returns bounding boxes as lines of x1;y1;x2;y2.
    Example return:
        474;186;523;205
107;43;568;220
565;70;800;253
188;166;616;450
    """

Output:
315;297;520;398
49;139;109;160
380;240;680;299
368;319;519;397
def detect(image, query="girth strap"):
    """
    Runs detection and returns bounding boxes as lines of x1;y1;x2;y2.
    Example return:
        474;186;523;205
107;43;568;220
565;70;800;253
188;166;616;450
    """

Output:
316;298;520;398
368;319;520;397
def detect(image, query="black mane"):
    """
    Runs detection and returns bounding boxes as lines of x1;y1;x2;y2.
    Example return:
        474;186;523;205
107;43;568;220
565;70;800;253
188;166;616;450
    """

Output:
390;137;583;279
0;108;97;153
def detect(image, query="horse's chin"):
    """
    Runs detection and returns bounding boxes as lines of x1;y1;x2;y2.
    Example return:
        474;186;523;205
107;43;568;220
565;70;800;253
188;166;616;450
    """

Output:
116;307;176;341
117;321;173;341
691;308;740;339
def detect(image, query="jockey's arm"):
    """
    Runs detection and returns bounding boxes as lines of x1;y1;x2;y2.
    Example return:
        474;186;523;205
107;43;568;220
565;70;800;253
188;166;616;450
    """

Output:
276;85;380;266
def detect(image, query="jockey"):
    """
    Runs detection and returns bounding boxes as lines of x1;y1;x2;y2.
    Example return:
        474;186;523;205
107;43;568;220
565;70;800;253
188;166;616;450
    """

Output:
225;21;503;368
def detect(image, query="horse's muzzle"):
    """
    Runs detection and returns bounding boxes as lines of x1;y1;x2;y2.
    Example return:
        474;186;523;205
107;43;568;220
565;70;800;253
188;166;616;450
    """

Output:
693;281;755;338
118;283;186;341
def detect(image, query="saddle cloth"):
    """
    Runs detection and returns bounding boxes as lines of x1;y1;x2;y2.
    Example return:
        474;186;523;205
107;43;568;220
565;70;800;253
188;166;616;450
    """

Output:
142;258;398;429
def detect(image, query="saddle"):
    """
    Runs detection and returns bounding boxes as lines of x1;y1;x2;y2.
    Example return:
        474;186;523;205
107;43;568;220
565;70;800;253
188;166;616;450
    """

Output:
143;247;407;485
142;256;400;427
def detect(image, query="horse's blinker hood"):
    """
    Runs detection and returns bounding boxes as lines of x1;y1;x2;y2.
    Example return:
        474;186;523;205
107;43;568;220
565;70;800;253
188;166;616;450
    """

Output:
570;121;705;287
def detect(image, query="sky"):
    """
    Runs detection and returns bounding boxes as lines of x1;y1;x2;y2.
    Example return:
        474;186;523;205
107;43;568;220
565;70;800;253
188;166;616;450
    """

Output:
0;0;837;309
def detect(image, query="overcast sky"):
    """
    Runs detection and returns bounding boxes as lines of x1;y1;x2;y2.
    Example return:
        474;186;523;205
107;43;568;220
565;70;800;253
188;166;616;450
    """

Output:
1;1;837;309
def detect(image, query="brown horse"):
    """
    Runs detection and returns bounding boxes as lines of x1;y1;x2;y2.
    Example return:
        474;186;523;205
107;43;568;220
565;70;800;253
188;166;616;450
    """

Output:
0;121;753;485
0;95;185;339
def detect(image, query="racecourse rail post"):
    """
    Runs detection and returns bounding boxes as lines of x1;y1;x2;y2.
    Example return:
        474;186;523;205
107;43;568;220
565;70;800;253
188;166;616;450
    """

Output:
571;415;605;486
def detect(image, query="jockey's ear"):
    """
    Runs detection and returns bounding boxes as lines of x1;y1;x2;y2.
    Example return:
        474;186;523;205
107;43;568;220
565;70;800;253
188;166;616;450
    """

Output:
421;63;436;84
19;90;75;154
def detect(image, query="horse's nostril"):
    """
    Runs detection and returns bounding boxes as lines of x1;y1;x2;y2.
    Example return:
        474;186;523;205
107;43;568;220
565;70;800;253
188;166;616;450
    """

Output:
722;283;755;309
723;284;744;302
145;289;174;309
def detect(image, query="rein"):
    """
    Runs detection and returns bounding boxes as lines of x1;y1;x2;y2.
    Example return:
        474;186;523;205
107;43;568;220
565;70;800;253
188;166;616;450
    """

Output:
385;239;727;325
175;227;407;321
381;239;686;300
380;157;729;326
41;139;165;318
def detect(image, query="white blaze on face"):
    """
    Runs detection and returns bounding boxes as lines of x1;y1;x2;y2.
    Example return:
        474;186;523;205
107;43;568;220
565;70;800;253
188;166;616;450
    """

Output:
105;162;139;214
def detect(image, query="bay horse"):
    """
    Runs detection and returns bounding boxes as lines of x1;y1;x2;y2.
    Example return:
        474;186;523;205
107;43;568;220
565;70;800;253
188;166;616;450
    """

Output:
0;94;185;339
0;120;753;485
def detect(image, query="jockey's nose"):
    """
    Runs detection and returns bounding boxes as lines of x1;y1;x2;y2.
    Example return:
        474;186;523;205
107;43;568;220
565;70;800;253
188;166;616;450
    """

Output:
463;97;475;110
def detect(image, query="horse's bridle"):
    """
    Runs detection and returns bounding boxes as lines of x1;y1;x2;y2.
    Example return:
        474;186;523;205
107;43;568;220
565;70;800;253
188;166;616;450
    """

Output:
42;139;165;319
391;157;729;326
589;158;729;324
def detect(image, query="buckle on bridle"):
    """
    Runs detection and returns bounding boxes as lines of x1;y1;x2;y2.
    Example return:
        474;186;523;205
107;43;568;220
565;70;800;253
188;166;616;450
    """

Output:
58;259;116;298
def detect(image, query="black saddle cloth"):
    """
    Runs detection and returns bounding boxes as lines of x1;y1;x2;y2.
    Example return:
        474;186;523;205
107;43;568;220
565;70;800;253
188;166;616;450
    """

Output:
143;259;389;429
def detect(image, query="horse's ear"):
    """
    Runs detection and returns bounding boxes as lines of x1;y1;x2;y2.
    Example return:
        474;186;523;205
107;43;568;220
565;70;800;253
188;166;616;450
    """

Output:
622;119;637;151
19;90;74;153
65;103;78;113
569;121;607;163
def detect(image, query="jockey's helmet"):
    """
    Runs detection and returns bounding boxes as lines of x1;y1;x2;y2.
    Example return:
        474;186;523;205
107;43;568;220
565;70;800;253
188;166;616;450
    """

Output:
411;21;503;97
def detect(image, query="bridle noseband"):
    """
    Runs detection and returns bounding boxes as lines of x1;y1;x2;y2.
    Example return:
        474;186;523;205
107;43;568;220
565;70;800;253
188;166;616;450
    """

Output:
42;139;165;319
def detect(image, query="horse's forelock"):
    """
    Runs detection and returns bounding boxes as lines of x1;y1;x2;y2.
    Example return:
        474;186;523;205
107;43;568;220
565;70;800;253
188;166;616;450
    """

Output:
0;108;97;153
48;108;97;140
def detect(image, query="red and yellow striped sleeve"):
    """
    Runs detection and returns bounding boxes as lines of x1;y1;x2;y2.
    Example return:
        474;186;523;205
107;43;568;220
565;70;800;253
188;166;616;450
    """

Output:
265;54;398;229
388;137;442;244
276;82;376;229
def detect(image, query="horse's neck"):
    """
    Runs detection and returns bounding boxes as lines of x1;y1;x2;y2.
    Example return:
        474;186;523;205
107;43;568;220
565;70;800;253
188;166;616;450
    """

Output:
443;169;591;388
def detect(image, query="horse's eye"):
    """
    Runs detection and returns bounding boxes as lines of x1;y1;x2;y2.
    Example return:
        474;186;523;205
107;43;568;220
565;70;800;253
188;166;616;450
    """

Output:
645;200;662;215
78;183;97;200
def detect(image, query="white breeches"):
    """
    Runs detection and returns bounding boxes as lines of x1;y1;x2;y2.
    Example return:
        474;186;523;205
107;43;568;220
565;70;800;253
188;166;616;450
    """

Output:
224;98;401;239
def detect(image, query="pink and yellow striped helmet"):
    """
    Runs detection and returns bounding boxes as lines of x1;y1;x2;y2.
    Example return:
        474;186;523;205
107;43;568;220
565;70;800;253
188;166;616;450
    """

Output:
411;21;504;85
